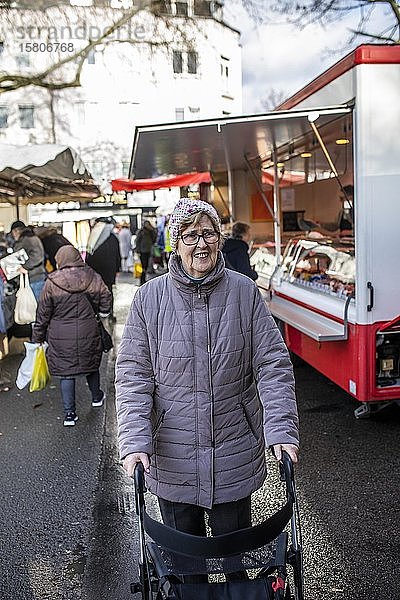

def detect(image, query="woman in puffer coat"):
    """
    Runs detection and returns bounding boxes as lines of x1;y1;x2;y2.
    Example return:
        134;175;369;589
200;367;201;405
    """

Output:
115;198;299;550
32;246;111;427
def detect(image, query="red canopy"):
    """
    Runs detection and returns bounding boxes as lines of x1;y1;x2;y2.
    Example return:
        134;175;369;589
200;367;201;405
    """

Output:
262;170;305;187
112;171;211;192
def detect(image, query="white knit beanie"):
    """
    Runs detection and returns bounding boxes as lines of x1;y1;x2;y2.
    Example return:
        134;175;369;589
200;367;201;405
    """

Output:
168;197;221;251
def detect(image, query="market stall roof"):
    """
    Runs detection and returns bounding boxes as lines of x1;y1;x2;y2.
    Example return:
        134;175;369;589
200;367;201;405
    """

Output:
112;171;211;192
130;105;353;179
0;144;100;205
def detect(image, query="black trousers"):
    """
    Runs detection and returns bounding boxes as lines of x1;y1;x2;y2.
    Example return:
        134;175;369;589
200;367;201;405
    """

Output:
139;252;150;285
158;496;251;582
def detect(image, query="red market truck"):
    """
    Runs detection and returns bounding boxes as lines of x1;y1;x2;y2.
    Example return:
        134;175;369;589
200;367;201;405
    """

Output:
128;44;400;416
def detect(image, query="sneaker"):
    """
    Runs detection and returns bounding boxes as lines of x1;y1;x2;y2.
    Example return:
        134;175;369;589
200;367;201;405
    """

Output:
63;412;78;427
92;391;105;408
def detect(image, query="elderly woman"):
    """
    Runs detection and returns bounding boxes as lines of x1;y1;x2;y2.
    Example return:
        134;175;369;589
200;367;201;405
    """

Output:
115;197;299;542
32;246;111;427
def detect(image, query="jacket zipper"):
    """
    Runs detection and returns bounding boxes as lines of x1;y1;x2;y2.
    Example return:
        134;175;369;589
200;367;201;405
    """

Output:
204;294;215;505
194;287;200;505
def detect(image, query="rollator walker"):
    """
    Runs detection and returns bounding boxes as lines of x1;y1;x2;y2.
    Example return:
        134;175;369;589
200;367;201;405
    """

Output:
132;452;304;600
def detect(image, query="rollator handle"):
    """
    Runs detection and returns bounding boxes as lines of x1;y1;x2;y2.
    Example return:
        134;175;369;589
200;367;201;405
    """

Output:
279;451;295;503
134;462;146;515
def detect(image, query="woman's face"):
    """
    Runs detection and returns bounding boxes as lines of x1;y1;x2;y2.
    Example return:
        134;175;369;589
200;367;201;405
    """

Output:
177;214;219;278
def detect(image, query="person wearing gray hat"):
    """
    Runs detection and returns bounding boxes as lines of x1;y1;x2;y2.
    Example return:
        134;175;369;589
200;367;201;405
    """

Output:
115;197;299;579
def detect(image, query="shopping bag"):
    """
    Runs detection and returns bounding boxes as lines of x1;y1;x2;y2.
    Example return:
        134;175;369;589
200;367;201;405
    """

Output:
134;261;143;278
16;341;41;389
14;273;37;325
29;345;50;392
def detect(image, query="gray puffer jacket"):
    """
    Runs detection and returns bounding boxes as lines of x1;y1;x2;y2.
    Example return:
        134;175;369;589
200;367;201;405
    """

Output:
115;253;298;509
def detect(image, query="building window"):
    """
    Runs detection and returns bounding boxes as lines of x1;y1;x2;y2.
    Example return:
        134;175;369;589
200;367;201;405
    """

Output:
173;50;198;75
175;107;185;122
221;55;230;93
87;49;95;64
187;51;197;74
189;106;200;120
175;1;188;15
194;0;211;16
0;106;8;128
150;0;171;13
19;105;35;129
173;50;183;74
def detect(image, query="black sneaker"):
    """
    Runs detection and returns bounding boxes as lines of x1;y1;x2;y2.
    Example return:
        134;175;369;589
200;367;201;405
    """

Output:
63;412;78;427
92;392;105;408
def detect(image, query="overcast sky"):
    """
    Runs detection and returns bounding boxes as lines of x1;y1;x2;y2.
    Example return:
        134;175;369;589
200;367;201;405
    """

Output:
223;3;392;113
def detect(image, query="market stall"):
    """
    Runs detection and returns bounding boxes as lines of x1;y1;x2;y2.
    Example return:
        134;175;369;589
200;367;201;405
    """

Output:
125;44;400;416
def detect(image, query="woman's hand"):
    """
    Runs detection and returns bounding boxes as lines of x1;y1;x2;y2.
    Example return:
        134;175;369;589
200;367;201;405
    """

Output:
272;444;299;464
122;452;150;477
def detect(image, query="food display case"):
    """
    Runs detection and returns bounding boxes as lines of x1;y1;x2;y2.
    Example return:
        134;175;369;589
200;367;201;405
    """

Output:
279;236;355;299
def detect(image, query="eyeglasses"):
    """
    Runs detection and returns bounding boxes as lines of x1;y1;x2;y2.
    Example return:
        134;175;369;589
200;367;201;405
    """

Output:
180;229;220;246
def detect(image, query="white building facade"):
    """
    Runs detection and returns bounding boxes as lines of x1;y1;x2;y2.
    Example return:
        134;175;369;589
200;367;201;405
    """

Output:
0;1;242;190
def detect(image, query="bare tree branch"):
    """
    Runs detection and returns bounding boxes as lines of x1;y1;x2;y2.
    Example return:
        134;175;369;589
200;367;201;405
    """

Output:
271;0;400;41
0;2;201;93
349;27;399;40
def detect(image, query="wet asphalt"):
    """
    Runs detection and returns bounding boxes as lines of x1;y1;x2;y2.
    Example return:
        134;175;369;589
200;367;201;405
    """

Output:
0;271;399;600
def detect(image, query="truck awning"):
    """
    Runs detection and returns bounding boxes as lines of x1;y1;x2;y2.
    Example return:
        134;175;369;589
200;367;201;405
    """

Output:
130;105;353;179
111;171;211;192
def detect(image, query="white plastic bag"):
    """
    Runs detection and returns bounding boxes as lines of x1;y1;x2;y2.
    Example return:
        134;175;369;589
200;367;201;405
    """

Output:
16;341;48;390
16;341;40;389
14;273;37;325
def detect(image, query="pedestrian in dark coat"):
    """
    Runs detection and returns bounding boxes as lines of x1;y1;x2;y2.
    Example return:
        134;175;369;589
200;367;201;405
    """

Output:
135;220;157;285
222;221;258;281
32;245;112;427
10;221;47;301
116;198;298;579
36;226;72;271
85;217;121;320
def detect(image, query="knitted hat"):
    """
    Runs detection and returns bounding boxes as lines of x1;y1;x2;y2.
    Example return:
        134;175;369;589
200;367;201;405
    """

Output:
168;198;221;251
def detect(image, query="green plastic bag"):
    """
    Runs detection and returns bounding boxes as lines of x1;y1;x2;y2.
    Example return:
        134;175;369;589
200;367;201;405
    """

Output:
29;345;50;392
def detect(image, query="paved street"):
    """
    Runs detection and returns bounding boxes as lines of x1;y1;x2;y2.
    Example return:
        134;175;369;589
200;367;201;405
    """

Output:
0;272;399;600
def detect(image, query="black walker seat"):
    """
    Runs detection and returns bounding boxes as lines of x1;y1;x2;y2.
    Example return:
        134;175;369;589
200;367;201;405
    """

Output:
132;453;304;600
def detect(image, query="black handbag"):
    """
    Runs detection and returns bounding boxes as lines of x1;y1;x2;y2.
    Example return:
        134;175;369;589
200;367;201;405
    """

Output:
86;294;113;353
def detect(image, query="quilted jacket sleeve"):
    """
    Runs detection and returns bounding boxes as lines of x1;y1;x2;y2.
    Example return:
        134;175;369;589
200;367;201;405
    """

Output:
251;287;299;448
115;291;155;460
87;271;112;317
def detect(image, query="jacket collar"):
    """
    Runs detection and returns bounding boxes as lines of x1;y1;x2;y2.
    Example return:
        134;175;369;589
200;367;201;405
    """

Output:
168;251;226;293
